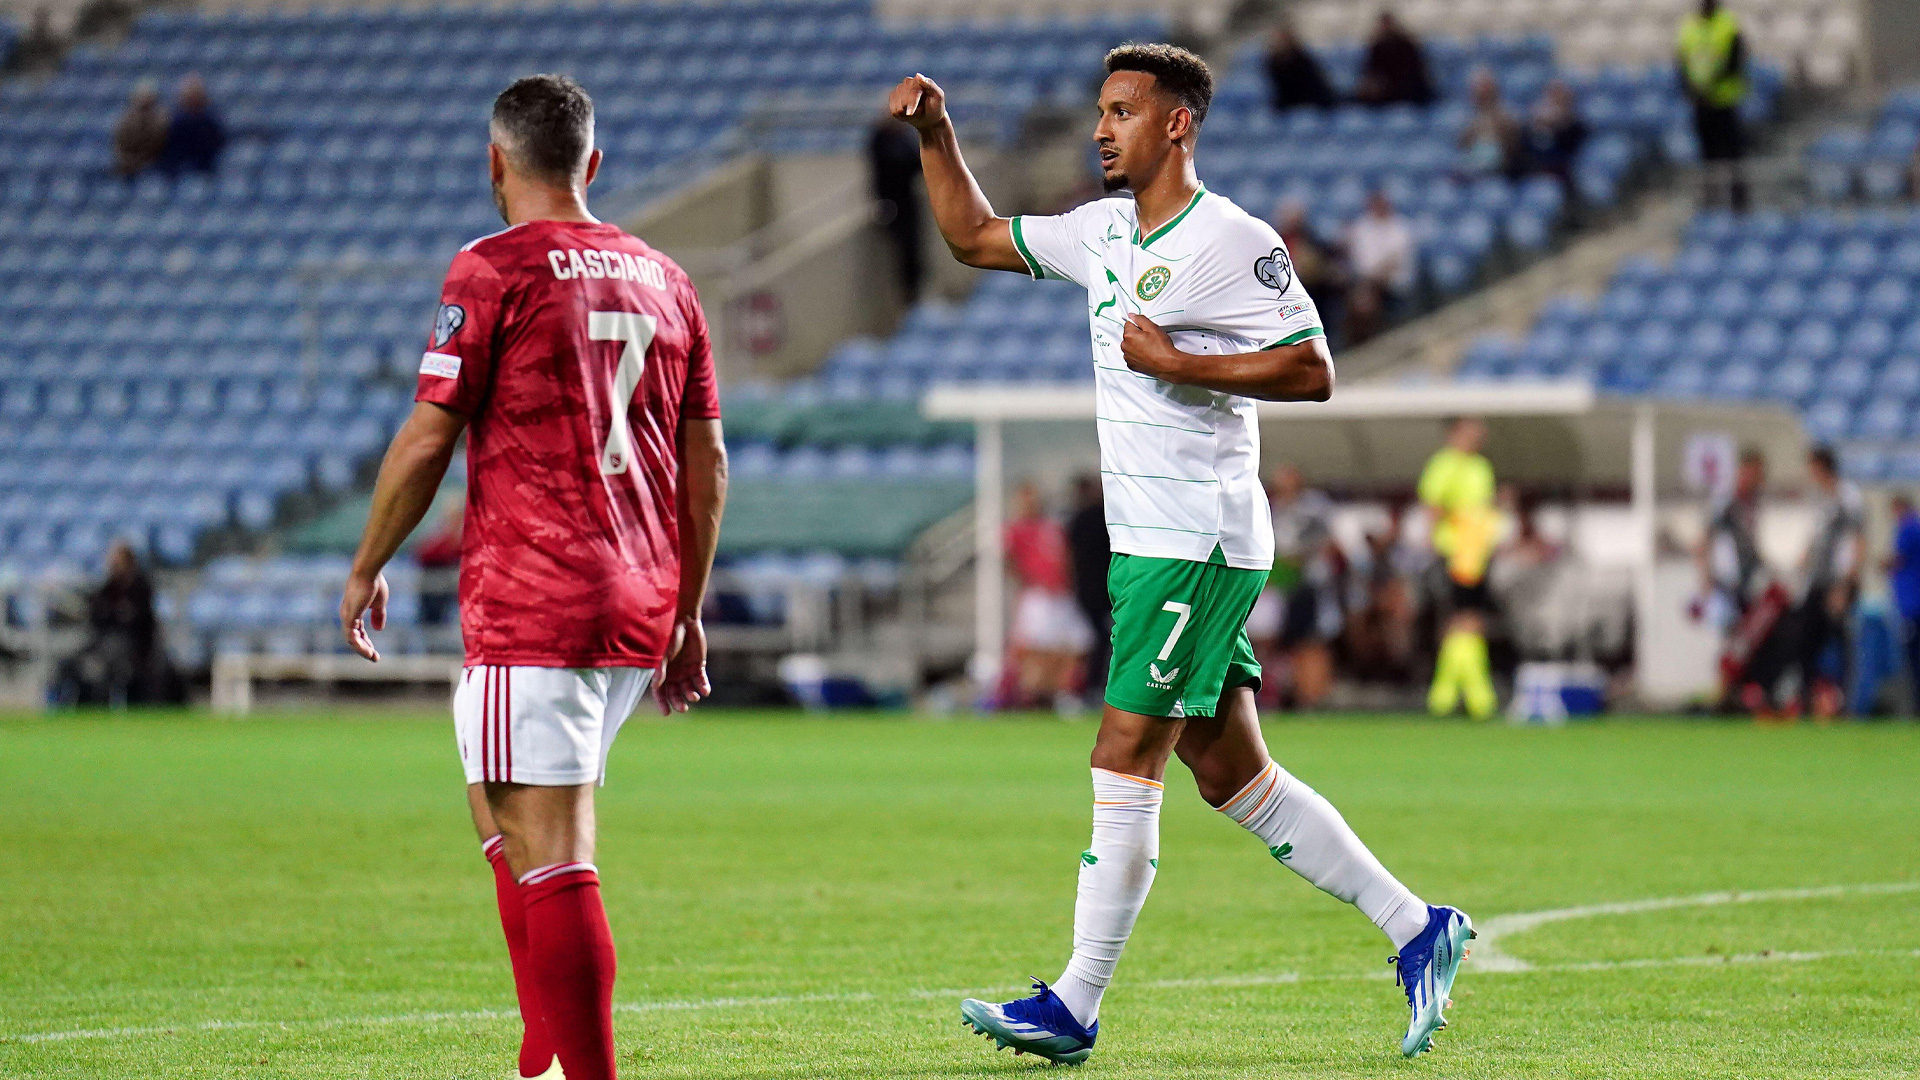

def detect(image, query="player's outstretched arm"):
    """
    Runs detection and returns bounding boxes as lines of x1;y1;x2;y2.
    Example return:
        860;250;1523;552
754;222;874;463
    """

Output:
657;418;727;714
1118;315;1334;402
340;401;467;661
886;74;1026;274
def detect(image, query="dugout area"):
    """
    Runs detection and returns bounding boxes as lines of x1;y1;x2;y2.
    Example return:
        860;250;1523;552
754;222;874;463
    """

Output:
926;381;1814;709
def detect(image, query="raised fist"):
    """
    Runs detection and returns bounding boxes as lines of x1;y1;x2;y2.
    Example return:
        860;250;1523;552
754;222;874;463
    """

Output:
887;73;948;131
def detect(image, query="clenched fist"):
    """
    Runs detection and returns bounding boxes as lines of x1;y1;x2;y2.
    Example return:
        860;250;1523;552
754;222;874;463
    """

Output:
1120;314;1183;381
887;73;948;131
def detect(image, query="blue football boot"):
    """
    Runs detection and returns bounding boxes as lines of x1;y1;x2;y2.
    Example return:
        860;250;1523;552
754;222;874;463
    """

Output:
1392;904;1475;1056
960;979;1098;1065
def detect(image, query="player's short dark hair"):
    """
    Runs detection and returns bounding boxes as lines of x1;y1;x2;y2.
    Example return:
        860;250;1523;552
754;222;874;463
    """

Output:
1808;444;1838;474
491;74;595;184
1104;42;1213;130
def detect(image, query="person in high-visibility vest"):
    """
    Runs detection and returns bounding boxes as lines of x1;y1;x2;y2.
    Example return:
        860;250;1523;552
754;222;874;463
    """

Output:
1419;417;1500;718
1676;0;1749;211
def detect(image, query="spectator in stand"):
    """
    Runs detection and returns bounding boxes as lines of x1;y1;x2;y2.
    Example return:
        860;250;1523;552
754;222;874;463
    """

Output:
1343;191;1415;344
1520;79;1588;191
53;540;183;706
1790;446;1863;717
868;114;925;302
112;81;168;180
1065;474;1111;695
1004;481;1092;710
1353;11;1433;107
1457;67;1520;179
413;502;464;626
158;73;226;177
1697;447;1769;628
1344;502;1419;684
1885;494;1920;707
1246;465;1343;710
4;8;64;77
1264;25;1336;111
1676;0;1749;211
1273;197;1342;313
73;0;136;39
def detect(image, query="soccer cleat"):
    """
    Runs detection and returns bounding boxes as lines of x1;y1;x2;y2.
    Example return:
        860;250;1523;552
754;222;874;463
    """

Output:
959;979;1098;1065
517;1057;563;1080
1391;904;1475;1057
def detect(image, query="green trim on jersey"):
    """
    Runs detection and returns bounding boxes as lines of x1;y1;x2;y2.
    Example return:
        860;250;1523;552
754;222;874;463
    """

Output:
1133;185;1207;248
1104;549;1265;719
1010;217;1047;280
1261;326;1327;349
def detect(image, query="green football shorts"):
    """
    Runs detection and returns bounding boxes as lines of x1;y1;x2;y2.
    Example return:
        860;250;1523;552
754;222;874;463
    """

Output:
1104;548;1266;719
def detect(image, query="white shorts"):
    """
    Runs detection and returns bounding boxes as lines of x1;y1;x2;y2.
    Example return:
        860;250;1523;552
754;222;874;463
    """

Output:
453;665;655;787
1011;589;1094;653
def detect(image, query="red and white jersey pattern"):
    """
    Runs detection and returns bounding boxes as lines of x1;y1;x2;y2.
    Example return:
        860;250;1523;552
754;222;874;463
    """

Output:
417;219;721;668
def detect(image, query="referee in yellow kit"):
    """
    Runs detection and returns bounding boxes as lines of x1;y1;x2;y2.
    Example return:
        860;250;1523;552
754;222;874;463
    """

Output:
1420;417;1500;718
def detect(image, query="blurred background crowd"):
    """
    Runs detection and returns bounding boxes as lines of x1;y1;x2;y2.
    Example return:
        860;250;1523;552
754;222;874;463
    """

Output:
0;0;1917;721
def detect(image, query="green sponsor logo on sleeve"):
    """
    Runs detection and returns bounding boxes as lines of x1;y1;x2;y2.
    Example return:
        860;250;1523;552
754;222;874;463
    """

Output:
1270;842;1294;862
1081;850;1098;866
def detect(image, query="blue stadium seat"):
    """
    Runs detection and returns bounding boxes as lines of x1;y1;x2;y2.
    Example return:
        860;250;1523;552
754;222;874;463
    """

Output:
1879;356;1920;399
1802;398;1856;443
1856;399;1911;442
1681;319;1734;362
1828;356;1878;400
1710;361;1763;400
1842;319;1895;361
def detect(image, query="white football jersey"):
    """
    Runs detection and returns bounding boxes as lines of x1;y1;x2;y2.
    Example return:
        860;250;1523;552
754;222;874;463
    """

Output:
1012;186;1327;570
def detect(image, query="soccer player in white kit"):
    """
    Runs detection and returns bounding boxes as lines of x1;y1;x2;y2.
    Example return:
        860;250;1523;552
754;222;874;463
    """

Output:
888;44;1472;1062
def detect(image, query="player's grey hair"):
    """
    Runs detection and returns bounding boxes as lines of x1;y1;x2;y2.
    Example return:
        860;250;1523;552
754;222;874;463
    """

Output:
491;74;595;186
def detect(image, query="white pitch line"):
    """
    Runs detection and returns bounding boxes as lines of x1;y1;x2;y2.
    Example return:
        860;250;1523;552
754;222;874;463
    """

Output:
7;883;1916;1047
1469;881;1920;972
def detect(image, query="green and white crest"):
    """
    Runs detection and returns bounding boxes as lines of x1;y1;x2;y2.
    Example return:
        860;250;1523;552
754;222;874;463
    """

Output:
1136;265;1172;301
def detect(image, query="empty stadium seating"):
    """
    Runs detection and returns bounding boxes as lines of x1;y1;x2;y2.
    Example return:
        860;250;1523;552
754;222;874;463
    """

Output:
1458;203;1920;481
817;32;1778;399
1805;87;1920;202
0;0;1158;581
1292;0;1860;86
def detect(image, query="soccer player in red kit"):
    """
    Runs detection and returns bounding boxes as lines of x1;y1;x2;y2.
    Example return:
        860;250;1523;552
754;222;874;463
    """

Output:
339;74;727;1080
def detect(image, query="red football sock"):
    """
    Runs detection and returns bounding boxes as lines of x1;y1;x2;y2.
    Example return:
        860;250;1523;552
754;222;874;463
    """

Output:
520;862;618;1080
484;836;558;1078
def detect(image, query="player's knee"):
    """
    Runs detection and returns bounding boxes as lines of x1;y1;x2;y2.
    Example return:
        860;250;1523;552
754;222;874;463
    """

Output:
1188;761;1249;808
1089;732;1171;780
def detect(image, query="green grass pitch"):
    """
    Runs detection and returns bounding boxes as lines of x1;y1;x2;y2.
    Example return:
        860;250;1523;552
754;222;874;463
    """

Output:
1;711;1916;1079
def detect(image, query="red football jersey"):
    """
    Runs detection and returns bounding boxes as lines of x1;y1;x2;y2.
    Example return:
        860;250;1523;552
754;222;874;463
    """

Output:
415;219;720;668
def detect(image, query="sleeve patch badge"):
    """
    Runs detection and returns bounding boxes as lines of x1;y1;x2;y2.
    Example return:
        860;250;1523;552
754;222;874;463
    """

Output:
1253;247;1294;293
432;303;467;348
420;351;462;379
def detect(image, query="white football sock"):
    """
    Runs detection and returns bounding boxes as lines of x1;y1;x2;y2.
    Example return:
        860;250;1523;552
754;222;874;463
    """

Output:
1221;760;1430;951
1055;767;1162;1027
